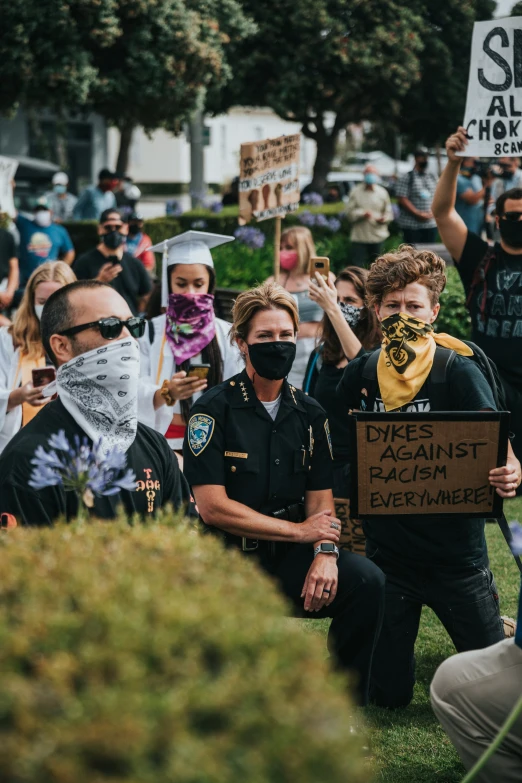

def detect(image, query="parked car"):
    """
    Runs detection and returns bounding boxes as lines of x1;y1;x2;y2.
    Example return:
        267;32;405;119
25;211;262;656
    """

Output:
10;155;60;212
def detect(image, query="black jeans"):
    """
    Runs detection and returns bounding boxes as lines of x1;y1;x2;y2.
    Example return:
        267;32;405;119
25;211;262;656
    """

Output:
260;543;385;705
402;226;438;245
366;545;504;708
350;241;383;268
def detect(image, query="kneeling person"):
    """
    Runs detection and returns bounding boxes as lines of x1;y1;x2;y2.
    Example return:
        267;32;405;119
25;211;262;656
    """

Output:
337;246;522;708
0;281;192;525
183;282;385;705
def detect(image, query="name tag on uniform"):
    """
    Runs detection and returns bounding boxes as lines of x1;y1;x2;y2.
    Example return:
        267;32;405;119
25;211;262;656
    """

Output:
224;451;248;459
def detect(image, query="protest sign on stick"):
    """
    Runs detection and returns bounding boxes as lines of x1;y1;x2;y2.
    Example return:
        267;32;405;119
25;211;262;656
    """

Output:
238;134;301;281
460;18;522;157
0;156;18;218
351;412;508;519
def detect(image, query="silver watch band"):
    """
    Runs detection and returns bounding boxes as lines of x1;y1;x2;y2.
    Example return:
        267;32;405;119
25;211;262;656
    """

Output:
314;544;339;559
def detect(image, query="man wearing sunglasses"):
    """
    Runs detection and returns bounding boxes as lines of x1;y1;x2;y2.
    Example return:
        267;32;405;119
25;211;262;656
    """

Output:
433;126;522;477
73;209;151;316
0;280;193;526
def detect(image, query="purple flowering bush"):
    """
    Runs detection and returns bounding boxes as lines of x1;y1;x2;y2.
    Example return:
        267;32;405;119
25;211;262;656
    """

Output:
234;226;266;249
302;192;324;206
165;199;183;217
298;211;342;233
29;431;136;520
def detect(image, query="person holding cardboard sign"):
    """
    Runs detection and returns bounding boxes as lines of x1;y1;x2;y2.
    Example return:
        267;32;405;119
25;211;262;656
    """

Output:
337;245;521;709
433;126;522;482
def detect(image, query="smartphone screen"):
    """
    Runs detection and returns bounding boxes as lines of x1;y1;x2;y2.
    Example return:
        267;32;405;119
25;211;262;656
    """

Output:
188;364;210;380
32;367;56;388
309;256;330;281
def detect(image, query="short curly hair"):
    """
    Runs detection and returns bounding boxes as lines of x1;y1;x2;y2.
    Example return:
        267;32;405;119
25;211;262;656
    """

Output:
366;245;447;309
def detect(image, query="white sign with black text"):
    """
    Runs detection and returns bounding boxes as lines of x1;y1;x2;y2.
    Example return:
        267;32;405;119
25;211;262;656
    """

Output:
461;17;522;157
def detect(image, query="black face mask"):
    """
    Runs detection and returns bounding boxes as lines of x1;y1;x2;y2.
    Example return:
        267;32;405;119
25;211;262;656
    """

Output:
500;170;514;181
247;341;296;381
128;224;140;236
417;160;428;171
499;218;522;248
102;230;125;250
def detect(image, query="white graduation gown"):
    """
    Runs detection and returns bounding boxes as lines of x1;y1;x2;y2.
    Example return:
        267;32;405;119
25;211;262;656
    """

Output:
138;314;243;448
0;327;23;455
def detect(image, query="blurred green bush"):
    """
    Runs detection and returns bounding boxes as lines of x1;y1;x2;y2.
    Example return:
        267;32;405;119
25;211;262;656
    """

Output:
435;266;472;339
0;514;368;783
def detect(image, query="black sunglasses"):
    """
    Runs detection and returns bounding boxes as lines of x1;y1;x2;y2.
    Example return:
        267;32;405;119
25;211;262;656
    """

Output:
59;316;146;340
502;211;522;222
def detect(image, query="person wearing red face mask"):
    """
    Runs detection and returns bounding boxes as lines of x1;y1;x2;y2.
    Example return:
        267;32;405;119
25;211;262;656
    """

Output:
73;168;119;221
138;231;243;462
266;226;335;388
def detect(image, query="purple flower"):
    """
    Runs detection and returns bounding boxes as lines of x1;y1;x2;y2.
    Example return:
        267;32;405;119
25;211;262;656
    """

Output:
314;214;329;228
328;217;341;233
234;226;266;249
509;521;522;556
166;200;183;217
191;219;207;230
211;201;224;214
302;192;324;206
298;211;316;227
28;433;137;512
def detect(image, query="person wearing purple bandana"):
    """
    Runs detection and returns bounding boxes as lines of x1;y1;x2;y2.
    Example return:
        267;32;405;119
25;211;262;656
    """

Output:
138;231;243;456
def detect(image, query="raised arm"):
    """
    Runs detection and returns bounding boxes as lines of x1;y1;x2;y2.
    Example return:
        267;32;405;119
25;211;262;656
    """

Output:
432;127;469;262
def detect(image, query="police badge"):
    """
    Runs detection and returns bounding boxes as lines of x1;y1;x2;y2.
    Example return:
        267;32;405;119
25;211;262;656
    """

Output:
188;414;215;456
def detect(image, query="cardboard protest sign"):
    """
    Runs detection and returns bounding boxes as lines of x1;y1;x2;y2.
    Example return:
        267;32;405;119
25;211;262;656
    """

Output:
351;412;508;519
239;134;300;224
0;156;18;217
460;18;522;157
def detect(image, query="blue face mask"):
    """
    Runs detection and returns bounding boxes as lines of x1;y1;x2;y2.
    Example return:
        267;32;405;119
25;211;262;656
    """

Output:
54;184;66;194
364;173;378;185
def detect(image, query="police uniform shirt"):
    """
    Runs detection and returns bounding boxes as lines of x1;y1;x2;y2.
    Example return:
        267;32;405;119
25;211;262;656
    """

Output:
0;398;193;525
183;369;334;518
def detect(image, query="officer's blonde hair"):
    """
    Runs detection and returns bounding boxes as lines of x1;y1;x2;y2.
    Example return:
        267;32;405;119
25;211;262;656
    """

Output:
231;282;299;343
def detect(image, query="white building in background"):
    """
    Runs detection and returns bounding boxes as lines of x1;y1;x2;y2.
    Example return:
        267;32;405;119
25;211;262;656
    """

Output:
107;107;317;188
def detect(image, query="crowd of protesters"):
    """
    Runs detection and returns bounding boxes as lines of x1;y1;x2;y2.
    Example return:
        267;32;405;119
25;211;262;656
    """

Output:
0;141;521;779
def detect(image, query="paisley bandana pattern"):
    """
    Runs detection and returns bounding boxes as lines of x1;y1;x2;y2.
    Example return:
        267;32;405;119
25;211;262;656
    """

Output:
165;293;216;364
43;338;140;452
377;312;473;411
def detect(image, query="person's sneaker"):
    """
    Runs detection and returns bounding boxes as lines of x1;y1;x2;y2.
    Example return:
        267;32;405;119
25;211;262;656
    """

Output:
502;615;517;638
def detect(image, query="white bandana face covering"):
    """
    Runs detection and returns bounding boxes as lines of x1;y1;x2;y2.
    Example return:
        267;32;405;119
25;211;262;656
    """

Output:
43;338;140;452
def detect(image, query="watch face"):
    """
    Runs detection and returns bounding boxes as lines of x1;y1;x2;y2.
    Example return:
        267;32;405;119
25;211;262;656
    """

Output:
321;543;335;552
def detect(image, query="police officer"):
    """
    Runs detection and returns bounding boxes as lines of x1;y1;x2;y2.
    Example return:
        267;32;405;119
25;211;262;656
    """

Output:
183;281;385;705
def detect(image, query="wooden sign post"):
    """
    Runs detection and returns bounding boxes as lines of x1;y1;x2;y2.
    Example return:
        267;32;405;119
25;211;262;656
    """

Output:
238;134;301;283
351;412;509;519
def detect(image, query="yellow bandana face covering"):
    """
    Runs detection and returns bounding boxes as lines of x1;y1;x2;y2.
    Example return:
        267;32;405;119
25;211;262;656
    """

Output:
377;312;473;411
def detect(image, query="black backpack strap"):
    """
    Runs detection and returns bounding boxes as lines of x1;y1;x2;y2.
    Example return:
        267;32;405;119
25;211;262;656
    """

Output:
426;346;456;410
361;349;381;410
498;514;522;573
148;318;155;344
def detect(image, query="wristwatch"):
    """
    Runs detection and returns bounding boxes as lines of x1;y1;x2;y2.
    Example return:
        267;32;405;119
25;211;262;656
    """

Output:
314;543;340;559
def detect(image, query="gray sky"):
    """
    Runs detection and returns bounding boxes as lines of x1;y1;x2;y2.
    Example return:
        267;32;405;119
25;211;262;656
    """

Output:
495;0;515;17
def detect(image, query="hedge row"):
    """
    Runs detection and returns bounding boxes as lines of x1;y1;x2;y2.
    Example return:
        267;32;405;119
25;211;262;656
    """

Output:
0;513;368;783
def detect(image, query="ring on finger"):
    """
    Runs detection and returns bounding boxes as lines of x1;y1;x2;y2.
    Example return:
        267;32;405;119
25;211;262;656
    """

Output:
331;521;340;530
323;588;331;594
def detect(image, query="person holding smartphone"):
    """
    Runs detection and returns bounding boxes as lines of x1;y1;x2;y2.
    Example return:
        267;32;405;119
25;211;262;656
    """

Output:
0;261;76;454
138;231;243;458
265;226;336;388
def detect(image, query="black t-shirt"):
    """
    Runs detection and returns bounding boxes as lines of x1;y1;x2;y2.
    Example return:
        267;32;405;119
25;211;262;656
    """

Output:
338;353;496;567
0;398;192;526
73;249;151;315
0;228;16;281
458;231;522;387
183;370;333;521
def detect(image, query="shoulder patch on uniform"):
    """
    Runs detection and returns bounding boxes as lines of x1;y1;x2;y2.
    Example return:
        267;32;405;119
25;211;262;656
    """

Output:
188;414;215;457
324;419;334;460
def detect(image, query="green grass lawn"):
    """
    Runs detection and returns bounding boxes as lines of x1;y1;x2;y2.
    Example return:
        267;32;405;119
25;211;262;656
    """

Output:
303;498;522;782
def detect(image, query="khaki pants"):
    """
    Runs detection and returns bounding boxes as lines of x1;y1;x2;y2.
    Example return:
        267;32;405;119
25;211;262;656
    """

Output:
430;639;522;783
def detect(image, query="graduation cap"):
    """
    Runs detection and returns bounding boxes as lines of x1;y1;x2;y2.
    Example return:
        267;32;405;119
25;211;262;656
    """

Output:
148;230;235;307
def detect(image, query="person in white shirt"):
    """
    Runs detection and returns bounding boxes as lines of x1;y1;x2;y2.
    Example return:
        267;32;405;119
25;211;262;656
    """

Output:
345;165;393;267
138;231;243;460
0;261;76;454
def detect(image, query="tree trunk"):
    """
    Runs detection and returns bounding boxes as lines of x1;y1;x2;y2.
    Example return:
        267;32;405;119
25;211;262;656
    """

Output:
309;130;339;193
116;122;135;175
